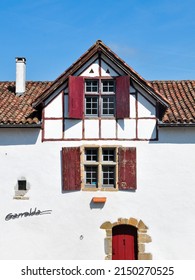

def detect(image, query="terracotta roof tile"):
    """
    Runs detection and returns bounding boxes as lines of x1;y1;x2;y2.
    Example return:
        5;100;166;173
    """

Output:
0;81;51;125
150;80;195;123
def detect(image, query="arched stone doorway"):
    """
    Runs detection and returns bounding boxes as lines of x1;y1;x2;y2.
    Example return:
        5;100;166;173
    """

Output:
100;217;152;260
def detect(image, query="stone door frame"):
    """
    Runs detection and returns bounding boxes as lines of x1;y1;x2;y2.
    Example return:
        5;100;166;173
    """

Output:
100;217;152;260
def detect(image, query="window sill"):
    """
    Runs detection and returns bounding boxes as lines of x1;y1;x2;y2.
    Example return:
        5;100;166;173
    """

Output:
13;196;29;200
84;116;115;119
82;187;118;192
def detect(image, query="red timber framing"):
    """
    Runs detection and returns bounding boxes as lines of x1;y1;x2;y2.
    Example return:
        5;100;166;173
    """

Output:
38;40;169;142
42;70;158;142
42;93;158;141
62;146;137;191
42;91;64;141
43;86;158;142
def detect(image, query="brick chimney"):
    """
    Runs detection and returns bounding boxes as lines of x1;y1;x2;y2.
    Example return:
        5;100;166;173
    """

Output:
16;57;26;96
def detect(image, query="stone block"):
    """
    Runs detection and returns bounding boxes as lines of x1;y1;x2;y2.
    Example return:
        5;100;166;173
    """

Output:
100;221;112;229
138;234;152;243
106;229;112;237
128;217;138;227
138;243;145;253
138;220;148;230
138;253;152;260
104;237;112;255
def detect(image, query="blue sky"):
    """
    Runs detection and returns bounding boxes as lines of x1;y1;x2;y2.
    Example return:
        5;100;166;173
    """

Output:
0;0;195;81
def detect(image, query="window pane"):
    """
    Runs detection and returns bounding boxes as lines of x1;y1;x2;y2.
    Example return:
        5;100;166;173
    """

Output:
85;97;98;115
86;109;91;114
102;80;115;92
103;102;108;109
85;80;98;92
92;109;97;114
102;166;115;187
102;148;115;162
85;148;98;161
102;96;115;115
85;166;98;187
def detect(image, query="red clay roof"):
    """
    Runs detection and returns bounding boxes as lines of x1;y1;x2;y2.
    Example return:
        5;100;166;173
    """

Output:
0;81;51;125
0;79;194;125
150;80;195;124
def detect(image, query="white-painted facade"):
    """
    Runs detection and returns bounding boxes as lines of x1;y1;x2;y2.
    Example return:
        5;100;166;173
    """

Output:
0;43;195;260
0;128;194;259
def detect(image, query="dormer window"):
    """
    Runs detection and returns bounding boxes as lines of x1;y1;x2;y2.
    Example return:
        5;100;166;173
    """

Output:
68;75;130;120
85;79;115;117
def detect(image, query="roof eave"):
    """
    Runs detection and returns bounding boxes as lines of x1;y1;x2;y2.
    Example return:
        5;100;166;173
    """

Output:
0;123;42;128
158;122;195;127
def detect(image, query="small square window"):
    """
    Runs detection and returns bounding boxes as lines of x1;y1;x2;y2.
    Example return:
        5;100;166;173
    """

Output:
18;180;27;191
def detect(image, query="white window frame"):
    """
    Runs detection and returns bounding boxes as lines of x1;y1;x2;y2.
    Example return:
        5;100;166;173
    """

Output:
85;96;99;116
101;96;115;116
85;79;115;117
101;80;115;93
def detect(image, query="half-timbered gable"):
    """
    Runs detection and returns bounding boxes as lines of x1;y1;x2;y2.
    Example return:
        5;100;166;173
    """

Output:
41;40;168;141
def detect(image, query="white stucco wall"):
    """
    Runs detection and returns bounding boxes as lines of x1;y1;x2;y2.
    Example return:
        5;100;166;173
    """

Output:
44;94;63;118
0;127;194;260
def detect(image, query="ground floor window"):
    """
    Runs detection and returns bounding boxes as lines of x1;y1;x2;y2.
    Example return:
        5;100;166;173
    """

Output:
62;146;136;191
84;147;116;190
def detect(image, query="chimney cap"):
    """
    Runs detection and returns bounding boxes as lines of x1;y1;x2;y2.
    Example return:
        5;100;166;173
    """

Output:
16;57;26;63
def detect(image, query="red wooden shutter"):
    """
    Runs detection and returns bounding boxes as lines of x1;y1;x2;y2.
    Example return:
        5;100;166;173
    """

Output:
68;76;84;119
62;147;81;191
118;147;136;190
116;76;130;119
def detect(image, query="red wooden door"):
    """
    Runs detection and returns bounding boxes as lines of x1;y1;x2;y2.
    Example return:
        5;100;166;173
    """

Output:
112;225;138;260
